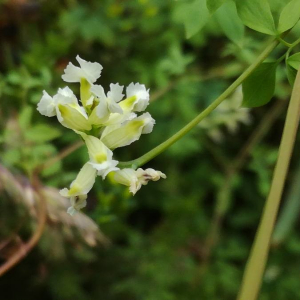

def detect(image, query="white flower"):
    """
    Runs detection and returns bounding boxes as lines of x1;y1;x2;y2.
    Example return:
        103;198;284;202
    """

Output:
91;83;124;117
38;56;163;215
60;163;97;215
55;87;91;131
37;87;91;131
37;87;76;116
78;132;119;179
101;112;155;149
37;91;57;117
66;195;87;216
120;83;150;112
62;55;103;84
114;168;166;195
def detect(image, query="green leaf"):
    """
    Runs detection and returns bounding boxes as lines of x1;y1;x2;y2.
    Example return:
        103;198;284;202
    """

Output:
176;0;210;38
269;0;291;12
286;63;297;86
25;124;62;143
19;106;33;131
215;1;244;45
2;149;21;166
287;53;300;70
235;0;276;35
206;0;227;13
242;62;277;107
278;0;300;33
286;54;299;86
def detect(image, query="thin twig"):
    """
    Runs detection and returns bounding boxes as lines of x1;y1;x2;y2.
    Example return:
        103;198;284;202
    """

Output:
0;174;47;277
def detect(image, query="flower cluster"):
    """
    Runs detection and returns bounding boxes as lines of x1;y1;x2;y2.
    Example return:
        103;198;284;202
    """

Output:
37;56;166;215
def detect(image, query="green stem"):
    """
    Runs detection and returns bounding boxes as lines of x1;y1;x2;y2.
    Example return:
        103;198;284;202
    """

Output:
277;36;292;48
118;38;280;169
237;68;300;300
272;158;300;246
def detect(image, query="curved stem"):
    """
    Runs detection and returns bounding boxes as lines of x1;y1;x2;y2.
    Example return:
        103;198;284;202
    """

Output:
118;38;280;169
0;174;47;277
237;67;300;300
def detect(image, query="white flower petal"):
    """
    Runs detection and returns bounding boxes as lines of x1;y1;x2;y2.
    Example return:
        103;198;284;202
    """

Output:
86;95;95;106
61;62;83;83
60;163;97;198
95;99;109;119
62;56;103;84
107;83;124;103
56;104;91;131
76;55;103;84
114;169;140;194
67;195;87;215
37;91;56;117
90;84;106;99
114;168;166;195
107;100;123;114
101;113;154;149
125;82;150;112
90;160;119;179
140;112;155;134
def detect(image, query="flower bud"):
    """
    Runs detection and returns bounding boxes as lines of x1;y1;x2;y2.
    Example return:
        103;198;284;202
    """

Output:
60;163;97;214
114;167;166;195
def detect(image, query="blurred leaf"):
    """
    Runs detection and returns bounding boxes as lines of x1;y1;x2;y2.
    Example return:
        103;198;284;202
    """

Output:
175;0;210;38
42;159;62;177
287;52;300;70
242;62;277;107
286;53;300;86
235;0;276;35
25;124;62;143
18;106;33;131
286;62;297;86
278;0;300;33
269;0;291;12
159;43;194;75
215;1;244;45
206;0;227;13
2;149;21;166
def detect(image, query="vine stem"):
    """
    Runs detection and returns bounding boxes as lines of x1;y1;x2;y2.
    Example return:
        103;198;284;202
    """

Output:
237;68;300;300
118;38;280;169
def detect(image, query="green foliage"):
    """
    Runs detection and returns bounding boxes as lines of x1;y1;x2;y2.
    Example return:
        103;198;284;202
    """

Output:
277;0;300;33
174;0;210;38
235;0;276;35
206;0;228;13
25;124;62;143
215;1;244;45
285;61;297;86
287;52;300;70
285;52;300;86
1;0;300;299
242;62;277;107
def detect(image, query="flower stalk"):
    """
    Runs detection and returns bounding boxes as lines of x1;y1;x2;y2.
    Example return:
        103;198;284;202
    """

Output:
118;38;280;169
237;67;300;300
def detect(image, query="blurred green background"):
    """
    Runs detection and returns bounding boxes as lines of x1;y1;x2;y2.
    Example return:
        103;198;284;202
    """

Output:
1;0;300;299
